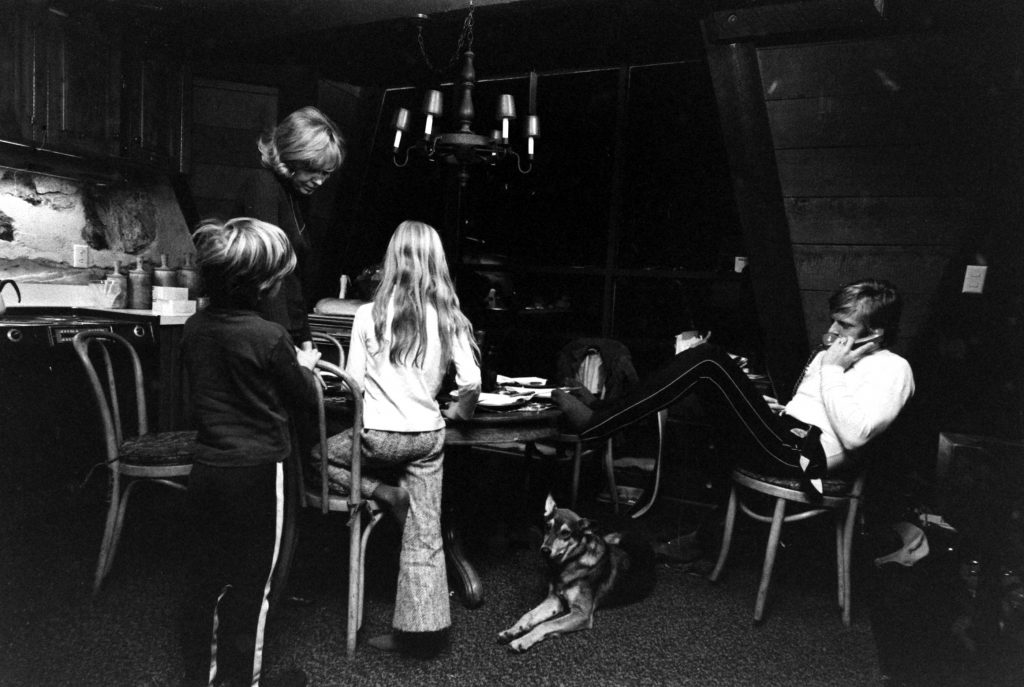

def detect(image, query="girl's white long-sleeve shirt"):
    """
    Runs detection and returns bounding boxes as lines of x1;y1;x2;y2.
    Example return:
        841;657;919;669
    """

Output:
346;303;481;432
784;348;914;462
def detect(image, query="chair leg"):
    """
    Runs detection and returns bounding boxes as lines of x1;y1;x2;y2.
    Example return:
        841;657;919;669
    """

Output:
835;518;846;610
631;408;667;519
357;510;384;630
603;439;618;513
570;442;582;509
841;499;860;627
754;497;787;624
346;509;363;660
709;485;738;583
93;479;123;594
95;477;141;594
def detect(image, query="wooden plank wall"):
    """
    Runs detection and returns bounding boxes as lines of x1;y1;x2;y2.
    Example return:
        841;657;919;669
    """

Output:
188;78;279;223
756;33;1004;357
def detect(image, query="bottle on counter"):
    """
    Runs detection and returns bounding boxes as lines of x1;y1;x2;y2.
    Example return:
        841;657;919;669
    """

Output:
128;256;152;310
153;253;177;289
176;253;200;299
106;260;128;309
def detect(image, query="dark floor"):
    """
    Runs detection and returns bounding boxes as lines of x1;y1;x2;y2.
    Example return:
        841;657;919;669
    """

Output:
1;450;1021;687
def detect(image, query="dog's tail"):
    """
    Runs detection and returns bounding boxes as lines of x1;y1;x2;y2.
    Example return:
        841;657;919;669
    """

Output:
605;532;657;607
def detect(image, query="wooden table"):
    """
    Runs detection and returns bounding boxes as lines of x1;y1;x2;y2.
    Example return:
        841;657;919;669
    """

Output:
443;404;562;608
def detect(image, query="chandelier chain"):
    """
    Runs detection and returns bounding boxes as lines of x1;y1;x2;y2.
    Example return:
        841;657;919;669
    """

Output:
417;1;475;75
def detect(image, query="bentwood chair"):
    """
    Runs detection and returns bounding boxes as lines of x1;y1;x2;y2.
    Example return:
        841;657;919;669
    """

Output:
709;466;867;626
301;360;383;659
72;330;196;594
525;339;665;516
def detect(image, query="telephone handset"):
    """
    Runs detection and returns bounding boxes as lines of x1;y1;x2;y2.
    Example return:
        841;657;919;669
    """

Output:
821;331;882;348
851;332;883;348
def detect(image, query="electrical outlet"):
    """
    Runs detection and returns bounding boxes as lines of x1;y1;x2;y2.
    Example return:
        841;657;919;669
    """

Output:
962;265;987;294
72;244;89;268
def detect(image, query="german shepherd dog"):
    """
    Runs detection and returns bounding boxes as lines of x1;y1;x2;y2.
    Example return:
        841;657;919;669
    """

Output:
497;494;656;652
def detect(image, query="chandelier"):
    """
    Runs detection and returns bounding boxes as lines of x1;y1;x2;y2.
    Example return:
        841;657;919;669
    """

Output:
390;1;539;186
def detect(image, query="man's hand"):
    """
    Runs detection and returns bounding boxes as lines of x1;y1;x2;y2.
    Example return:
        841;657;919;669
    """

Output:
821;336;878;371
296;347;322;372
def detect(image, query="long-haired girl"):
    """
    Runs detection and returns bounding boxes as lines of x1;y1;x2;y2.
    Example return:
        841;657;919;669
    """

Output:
323;220;480;657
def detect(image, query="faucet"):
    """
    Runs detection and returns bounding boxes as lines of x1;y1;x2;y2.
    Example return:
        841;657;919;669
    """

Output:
0;279;21;316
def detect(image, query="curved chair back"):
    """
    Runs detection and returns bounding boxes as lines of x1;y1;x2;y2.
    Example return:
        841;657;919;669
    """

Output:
310;360;363;514
311;331;346;369
73;329;149;465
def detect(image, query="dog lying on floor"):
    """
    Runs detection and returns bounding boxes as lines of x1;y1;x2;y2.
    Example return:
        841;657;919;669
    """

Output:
497;494;656;652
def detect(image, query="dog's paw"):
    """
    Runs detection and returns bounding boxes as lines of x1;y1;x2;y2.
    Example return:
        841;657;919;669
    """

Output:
507;638;531;653
496;629;515;644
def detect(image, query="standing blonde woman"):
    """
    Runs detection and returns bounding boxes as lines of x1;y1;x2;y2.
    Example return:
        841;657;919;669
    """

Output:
235;107;345;612
236;105;346;350
323;220;481;658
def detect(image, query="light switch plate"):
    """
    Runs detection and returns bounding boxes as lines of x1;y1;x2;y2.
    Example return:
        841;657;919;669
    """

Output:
72;244;89;268
962;265;987;294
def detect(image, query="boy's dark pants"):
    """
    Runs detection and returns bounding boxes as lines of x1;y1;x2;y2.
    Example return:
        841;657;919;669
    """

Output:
182;461;284;687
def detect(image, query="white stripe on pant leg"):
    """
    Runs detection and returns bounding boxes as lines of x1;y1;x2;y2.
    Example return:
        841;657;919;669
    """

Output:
208;584;231;686
584;358;800;470
249;462;285;687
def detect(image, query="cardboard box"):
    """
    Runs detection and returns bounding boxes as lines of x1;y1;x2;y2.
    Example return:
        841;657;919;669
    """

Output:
152;286;189;301
152;298;197;315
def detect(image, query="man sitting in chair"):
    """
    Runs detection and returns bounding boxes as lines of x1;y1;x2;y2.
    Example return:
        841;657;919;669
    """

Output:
553;278;915;495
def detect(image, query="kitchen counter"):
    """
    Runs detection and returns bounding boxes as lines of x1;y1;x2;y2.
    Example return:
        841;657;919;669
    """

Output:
4;304;192;326
6;283;192;325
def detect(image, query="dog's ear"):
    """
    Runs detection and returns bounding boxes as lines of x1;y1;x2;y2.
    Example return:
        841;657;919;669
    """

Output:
544;493;556;518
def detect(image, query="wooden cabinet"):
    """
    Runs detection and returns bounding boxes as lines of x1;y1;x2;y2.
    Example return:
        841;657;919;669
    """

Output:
40;10;122;157
0;7;39;143
0;3;189;174
122;48;189;172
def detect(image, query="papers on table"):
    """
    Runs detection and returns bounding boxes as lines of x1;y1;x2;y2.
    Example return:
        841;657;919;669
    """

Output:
477;392;533;409
505;385;554;399
496;375;547;387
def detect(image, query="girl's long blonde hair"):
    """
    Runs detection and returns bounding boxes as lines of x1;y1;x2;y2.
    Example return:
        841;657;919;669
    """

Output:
372;221;478;367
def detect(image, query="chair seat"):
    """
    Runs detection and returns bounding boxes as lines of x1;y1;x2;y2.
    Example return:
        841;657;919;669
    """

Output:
120;431;197;464
733;465;858;497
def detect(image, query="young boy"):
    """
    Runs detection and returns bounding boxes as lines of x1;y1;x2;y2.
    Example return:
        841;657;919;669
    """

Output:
180;217;320;687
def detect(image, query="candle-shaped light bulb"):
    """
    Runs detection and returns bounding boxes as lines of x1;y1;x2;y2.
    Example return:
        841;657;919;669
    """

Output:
491;129;501;142
422;89;443;139
526;115;540;159
497;94;516;143
392;107;410;151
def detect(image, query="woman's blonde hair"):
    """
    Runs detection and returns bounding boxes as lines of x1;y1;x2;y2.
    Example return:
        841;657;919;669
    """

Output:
372;220;478;367
193;217;296;307
258;106;346;178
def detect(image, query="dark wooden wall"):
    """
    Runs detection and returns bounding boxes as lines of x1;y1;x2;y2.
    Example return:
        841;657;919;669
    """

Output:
706;4;1024;468
762;34;997;356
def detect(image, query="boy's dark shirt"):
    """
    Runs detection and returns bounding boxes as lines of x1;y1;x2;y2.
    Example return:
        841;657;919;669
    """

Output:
182;307;318;468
